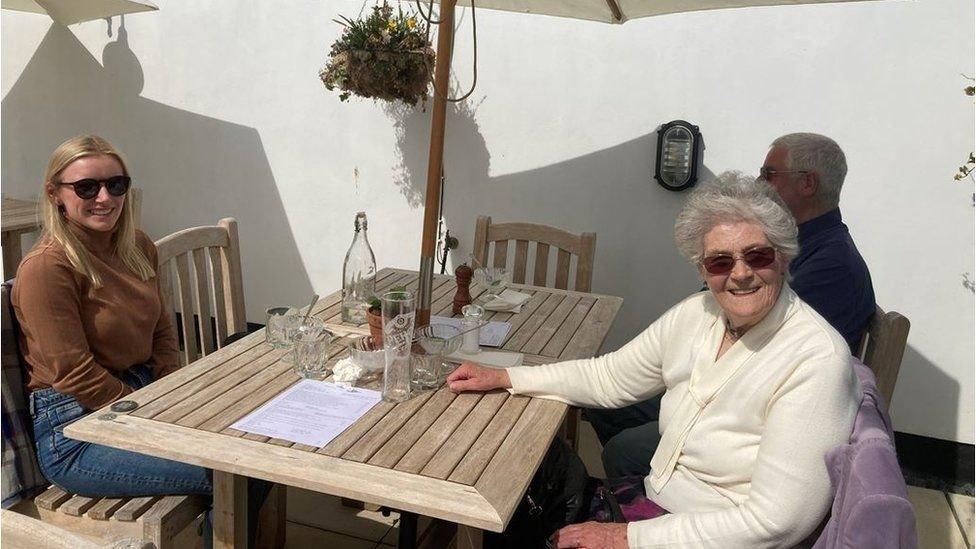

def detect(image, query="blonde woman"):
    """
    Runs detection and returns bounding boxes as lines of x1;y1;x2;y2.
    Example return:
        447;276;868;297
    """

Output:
11;136;266;547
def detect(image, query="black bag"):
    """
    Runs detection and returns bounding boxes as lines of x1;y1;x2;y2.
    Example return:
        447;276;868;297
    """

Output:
484;438;592;549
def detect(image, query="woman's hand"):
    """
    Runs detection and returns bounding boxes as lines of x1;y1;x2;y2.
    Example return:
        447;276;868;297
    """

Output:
552;521;628;549
446;362;511;393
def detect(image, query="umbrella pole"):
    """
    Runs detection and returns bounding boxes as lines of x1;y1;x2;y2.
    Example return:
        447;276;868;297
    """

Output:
416;0;457;328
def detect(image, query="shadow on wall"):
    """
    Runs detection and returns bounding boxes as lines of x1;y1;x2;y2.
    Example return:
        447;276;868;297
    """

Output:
386;93;712;348
894;345;959;441
1;20;314;319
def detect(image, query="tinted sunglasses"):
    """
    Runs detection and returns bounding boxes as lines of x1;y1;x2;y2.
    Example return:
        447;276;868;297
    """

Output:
701;246;777;275
58;175;131;199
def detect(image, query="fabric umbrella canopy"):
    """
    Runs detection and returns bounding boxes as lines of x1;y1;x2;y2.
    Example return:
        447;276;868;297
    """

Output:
414;0;876;325
1;0;157;25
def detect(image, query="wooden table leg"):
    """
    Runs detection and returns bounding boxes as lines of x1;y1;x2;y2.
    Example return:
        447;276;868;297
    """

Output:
2;230;23;280
456;525;484;549
213;471;248;549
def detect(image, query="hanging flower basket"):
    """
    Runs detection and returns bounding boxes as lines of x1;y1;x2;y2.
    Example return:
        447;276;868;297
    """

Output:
320;4;435;106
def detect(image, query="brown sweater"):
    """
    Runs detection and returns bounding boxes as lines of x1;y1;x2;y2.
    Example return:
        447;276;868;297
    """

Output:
12;222;179;410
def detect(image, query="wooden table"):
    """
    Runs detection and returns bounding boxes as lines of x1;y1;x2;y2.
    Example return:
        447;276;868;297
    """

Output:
66;267;623;548
2;198;41;279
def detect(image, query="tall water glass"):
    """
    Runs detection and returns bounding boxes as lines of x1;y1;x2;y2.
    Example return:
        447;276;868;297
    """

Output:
381;290;415;403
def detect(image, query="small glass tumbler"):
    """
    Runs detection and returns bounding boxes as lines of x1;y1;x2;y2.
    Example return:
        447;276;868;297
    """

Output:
265;307;291;347
381;290;415;403
411;324;462;390
460;304;484;355
283;317;327;363
292;334;333;380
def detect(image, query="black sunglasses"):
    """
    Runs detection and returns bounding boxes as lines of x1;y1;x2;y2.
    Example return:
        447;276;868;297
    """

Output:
701;246;777;275
57;175;131;199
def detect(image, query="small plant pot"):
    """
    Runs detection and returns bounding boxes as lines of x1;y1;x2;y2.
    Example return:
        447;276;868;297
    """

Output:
366;308;384;345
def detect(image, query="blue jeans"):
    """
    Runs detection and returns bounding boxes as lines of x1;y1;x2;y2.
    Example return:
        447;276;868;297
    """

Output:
31;364;271;547
583;396;662;478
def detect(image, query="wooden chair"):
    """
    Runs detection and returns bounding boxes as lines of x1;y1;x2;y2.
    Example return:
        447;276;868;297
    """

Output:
856;306;911;411
155;218;247;366
155;218;286;547
473;215;596;292
473;215;597;449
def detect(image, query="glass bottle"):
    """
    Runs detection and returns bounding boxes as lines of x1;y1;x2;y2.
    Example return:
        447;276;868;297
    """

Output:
341;211;377;324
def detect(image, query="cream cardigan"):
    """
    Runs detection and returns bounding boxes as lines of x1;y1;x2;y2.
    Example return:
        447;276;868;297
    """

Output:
506;287;859;548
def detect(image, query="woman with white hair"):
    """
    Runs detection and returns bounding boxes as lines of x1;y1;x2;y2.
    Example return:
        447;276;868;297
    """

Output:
447;172;859;548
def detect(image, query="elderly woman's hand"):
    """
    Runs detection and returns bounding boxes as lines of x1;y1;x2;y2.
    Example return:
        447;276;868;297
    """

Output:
446;362;511;393
553;522;628;549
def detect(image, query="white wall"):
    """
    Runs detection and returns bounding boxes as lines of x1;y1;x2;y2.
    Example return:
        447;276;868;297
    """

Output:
2;0;973;443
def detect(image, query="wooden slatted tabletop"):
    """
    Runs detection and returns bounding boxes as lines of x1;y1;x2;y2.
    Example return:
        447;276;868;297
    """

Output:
2;198;42;279
65;267;622;548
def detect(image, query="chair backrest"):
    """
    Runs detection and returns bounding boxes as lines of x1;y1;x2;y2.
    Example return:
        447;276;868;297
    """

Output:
856;306;911;411
155;218;246;366
473;215;597;292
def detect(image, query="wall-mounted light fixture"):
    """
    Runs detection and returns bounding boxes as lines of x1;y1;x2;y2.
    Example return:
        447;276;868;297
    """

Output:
654;120;703;192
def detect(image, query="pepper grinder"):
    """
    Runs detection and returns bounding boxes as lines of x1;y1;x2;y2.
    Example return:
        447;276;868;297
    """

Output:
453;263;473;315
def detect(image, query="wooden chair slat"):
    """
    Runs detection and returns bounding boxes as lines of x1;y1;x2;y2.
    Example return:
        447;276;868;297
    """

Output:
857;307;911;410
533;243;550;287
59;495;100;516
34;486;71;511
492;240;508;269
575;232;596;292
473;216;491;268
191;247;216;355
174;253;200;364
512;240;529;284
209;247;229;346
86;497;127;520
218;219;247;335
554;249;571;290
113;496;161;521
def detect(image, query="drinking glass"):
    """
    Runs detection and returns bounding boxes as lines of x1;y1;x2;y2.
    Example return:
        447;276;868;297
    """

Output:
474;267;510;301
292;333;333;380
265;307;291;347
411;324;462;390
282;317;327;363
381;290;415;403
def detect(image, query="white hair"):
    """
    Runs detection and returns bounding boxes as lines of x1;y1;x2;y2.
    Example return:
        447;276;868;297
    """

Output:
674;171;799;265
771;132;847;210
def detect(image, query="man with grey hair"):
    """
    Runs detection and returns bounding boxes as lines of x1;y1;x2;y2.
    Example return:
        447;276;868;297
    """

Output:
760;132;876;351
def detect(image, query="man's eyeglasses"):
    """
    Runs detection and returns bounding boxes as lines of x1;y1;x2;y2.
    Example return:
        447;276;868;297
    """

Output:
57;175;131;199
758;167;808;181
701;246;777;275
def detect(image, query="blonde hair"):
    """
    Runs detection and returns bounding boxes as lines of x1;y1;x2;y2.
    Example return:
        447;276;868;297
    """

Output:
40;135;154;289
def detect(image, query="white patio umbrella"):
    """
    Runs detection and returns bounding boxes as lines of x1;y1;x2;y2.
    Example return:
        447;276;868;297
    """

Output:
1;0;157;25
414;0;878;325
